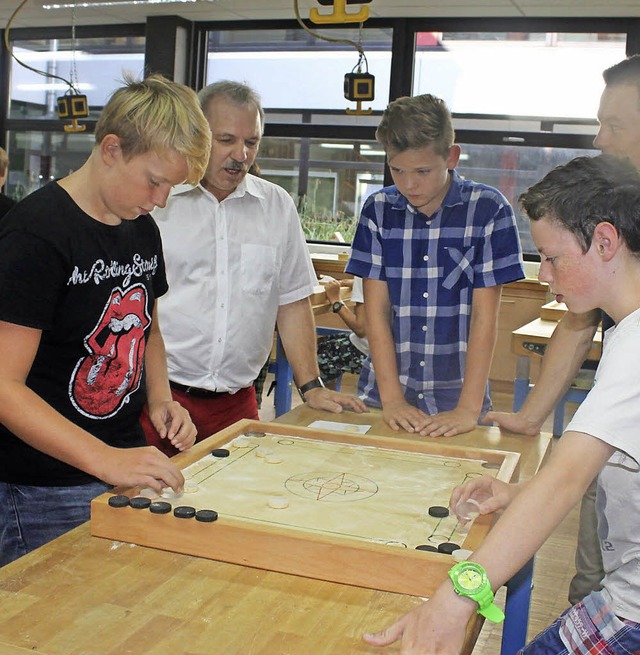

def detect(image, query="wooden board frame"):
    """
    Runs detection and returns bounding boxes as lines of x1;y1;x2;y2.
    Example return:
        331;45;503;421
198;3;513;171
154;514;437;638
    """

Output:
91;419;519;598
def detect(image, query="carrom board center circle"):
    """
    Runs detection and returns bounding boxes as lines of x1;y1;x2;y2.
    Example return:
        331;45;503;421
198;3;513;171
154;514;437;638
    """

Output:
285;471;378;502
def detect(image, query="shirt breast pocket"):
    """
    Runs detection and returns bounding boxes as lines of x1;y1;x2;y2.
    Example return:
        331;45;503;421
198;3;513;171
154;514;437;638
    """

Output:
442;246;475;290
241;244;277;295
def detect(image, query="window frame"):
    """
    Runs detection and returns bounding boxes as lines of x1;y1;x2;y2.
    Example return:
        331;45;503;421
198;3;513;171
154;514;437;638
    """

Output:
1;23;146;140
195;17;636;258
2;16;640;259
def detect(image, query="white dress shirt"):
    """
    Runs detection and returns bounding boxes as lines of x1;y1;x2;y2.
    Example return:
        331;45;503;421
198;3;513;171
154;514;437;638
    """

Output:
152;174;317;393
348;276;369;355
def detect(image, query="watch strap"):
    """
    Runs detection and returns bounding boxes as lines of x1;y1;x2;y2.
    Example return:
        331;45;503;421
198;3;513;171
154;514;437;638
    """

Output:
472;583;505;623
297;377;325;398
478;602;505;623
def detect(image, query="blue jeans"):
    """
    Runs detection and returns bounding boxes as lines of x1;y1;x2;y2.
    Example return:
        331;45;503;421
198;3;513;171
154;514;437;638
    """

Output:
0;481;110;567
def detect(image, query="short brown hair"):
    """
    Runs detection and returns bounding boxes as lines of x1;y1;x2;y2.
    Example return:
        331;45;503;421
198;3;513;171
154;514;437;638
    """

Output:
520;155;640;254
375;94;454;158
602;55;640;111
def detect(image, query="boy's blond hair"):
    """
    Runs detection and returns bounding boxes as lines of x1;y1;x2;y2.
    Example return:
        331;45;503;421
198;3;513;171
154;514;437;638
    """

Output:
0;147;9;177
94;74;211;185
376;94;455;159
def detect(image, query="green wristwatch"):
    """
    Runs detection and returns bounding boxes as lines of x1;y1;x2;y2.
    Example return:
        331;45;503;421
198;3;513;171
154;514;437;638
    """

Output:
448;561;505;623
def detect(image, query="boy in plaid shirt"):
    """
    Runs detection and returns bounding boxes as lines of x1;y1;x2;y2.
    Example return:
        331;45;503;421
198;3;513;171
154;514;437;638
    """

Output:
347;94;524;437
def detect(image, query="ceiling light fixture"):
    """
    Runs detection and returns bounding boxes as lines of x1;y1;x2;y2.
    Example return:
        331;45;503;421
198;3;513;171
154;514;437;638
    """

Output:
44;0;213;8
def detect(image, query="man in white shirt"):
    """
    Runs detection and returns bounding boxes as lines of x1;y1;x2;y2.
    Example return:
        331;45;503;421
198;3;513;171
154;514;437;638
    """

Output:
142;80;366;454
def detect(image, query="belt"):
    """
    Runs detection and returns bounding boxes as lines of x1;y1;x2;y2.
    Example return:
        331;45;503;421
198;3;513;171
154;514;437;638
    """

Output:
169;381;229;399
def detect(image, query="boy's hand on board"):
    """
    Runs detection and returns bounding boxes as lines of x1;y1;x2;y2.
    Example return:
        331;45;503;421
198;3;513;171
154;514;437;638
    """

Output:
484;410;542;436
382;400;431;433
415;406;477;438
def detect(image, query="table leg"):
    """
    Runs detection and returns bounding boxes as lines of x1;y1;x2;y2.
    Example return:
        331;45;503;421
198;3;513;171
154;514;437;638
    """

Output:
501;557;534;655
274;333;293;417
512;355;532;412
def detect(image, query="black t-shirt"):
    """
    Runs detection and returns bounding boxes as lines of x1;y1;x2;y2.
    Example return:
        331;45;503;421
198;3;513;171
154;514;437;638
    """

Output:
0;182;168;485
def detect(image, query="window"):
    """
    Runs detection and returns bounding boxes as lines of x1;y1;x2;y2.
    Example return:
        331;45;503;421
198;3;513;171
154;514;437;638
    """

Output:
257;136;385;242
414;31;625;120
9;35;146;119
204;23;391;243
413;28;626;257
206;26;392;114
5;29;145;198
455;143;598;257
6;130;94;200
3;18;634;259
201;21;628;253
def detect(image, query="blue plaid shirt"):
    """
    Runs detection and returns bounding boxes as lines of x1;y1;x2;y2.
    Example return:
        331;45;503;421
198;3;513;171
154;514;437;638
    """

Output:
346;170;525;415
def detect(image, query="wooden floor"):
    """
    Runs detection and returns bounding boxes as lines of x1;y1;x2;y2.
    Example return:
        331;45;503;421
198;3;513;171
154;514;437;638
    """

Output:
259;373;581;654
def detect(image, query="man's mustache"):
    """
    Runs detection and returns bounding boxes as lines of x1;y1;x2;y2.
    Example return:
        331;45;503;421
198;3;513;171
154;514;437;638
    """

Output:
225;161;245;171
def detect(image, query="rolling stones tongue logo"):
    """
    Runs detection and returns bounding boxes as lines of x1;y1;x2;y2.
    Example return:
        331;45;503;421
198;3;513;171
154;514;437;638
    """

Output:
70;284;150;418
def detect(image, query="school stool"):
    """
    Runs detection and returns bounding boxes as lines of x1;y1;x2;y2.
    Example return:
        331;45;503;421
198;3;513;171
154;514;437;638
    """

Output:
267;327;350;417
512;366;594;437
549;367;595;436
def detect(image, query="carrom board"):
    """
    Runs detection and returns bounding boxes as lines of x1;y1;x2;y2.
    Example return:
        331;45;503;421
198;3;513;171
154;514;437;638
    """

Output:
91;419;519;597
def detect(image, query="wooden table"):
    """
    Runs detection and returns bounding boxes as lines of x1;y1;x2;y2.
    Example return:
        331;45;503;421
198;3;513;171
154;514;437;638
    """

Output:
0;408;551;655
511;317;601;363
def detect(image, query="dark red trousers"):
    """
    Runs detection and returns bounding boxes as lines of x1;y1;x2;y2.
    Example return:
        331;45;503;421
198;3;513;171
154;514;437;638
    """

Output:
140;385;259;457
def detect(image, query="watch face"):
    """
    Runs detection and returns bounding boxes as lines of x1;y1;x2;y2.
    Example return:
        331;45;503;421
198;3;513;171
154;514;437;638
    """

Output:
457;569;483;592
448;563;504;624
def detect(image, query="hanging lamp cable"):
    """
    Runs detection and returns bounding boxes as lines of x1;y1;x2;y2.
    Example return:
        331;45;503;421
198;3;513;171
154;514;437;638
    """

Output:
292;0;369;73
4;0;81;94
